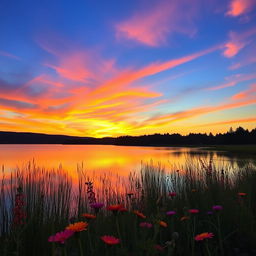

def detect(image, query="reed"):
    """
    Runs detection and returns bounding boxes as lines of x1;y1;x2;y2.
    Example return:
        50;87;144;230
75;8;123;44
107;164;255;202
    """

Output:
0;160;255;255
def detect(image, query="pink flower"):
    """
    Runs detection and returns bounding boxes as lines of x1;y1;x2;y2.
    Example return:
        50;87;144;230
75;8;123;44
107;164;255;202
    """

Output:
48;230;74;244
139;222;153;228
189;209;199;214
212;205;223;211
166;211;176;216
195;232;214;241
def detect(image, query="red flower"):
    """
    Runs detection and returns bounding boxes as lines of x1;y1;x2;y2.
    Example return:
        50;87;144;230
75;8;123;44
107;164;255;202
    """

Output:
101;235;120;245
133;210;146;219
81;213;96;219
107;204;124;211
154;244;164;251
189;209;199;214
195;232;214;241
168;192;177;198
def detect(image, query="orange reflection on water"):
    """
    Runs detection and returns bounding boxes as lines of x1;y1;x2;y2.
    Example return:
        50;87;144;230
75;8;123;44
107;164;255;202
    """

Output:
1;144;254;203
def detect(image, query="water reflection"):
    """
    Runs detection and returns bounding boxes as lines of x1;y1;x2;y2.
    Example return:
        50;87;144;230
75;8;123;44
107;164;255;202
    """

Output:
0;145;254;177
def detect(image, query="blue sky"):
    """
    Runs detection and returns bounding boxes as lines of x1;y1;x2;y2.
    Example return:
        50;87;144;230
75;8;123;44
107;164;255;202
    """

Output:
0;0;256;137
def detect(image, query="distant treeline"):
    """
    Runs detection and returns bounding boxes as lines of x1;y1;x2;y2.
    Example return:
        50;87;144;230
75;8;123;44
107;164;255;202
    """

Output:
0;127;256;145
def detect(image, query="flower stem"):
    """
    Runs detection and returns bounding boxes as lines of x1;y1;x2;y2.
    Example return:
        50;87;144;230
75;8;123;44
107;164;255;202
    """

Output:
78;237;84;256
217;214;224;256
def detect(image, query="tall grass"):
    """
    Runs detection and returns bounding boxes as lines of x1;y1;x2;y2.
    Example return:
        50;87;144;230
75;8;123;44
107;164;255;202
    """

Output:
0;160;256;255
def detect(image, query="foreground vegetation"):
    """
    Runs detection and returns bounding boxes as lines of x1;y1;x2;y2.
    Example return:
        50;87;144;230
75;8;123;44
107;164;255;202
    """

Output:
0;161;256;256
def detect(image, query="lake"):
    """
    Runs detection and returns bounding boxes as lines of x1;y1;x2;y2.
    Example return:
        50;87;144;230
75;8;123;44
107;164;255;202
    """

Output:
1;145;254;178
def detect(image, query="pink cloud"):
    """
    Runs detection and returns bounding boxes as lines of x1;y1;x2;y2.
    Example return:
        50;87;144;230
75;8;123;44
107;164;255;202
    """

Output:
232;83;256;99
223;32;247;58
0;51;20;60
223;28;256;58
226;0;256;17
208;72;256;90
115;0;198;47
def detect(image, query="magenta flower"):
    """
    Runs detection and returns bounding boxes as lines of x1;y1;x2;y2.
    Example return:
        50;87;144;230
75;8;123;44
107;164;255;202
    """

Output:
90;202;104;213
48;230;74;244
166;211;176;216
212;205;223;211
139;222;153;228
90;202;104;209
207;211;213;215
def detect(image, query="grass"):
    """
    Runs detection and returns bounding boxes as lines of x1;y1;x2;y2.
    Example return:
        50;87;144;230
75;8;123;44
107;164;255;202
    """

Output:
0;160;256;255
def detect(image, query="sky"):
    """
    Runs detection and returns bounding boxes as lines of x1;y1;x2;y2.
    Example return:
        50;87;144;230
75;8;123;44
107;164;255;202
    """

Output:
0;0;256;137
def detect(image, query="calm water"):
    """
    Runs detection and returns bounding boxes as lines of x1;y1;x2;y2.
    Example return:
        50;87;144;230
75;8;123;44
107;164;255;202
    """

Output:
0;145;254;178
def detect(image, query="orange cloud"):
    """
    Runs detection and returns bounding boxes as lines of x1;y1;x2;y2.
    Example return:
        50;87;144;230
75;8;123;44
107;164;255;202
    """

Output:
198;117;256;127
232;83;256;99
226;0;256;17
141;97;256;129
115;0;198;46
0;44;218;137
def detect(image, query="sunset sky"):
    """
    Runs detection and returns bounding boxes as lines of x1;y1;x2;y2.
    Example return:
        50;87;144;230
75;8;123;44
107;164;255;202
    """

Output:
0;0;256;137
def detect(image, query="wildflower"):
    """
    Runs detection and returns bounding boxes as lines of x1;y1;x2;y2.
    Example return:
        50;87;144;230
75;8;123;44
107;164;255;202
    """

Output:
139;222;153;228
13;186;26;227
207;211;213;215
168;192;177;198
90;202;104;213
212;205;223;211
101;235;120;245
90;202;104;209
154;244;164;251
166;211;176;216
238;192;246;197
118;206;128;212
107;204;124;212
159;221;168;227
85;181;96;204
180;216;190;221
66;222;88;232
189;209;199;214
81;213;96;219
48;230;74;244
195;232;214;241
133;210;146;219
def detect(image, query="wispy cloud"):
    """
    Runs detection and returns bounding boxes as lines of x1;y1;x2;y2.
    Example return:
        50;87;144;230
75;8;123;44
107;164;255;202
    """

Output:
232;83;256;99
198;117;256;127
139;97;256;129
0;51;20;60
222;28;256;58
207;72;256;91
115;0;198;47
